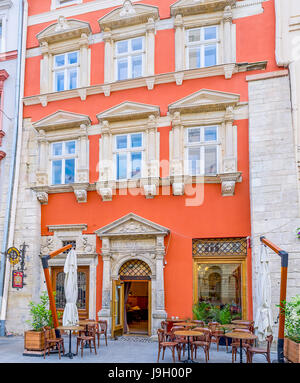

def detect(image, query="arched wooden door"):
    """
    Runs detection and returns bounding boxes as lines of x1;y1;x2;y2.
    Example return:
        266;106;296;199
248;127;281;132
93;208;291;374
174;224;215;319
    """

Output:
51;266;89;321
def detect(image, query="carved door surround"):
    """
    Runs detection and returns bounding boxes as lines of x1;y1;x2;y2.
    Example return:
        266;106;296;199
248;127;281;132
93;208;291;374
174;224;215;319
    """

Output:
95;213;170;337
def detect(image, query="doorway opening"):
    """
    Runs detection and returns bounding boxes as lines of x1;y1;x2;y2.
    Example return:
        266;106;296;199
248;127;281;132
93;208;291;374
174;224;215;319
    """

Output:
125;281;149;335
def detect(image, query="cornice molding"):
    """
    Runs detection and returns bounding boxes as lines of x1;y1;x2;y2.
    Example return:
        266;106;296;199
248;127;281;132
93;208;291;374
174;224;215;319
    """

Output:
23;61;267;107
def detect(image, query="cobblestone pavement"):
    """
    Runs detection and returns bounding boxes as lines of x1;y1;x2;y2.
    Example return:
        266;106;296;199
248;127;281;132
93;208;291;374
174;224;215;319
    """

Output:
0;335;277;364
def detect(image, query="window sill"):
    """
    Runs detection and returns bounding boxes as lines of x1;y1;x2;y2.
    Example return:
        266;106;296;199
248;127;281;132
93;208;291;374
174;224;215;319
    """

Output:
23;61;267;107
32;181;89;204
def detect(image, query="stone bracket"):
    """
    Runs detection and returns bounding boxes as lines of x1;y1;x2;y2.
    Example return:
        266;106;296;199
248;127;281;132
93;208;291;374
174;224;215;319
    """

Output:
36;191;48;205
218;172;242;196
72;184;89;203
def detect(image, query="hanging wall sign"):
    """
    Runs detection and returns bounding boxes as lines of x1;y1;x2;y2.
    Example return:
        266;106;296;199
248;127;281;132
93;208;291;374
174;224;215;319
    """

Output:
7;247;20;266
12;271;24;289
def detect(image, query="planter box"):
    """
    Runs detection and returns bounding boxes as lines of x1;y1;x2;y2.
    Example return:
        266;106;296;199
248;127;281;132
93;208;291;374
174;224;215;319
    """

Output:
284;337;300;363
24;329;56;351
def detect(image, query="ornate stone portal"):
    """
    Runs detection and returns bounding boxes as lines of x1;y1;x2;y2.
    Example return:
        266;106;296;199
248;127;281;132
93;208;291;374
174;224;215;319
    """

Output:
95;213;170;337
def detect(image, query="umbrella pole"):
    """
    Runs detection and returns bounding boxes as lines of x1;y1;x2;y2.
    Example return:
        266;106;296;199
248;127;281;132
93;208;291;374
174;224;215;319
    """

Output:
41;244;73;338
260;237;289;363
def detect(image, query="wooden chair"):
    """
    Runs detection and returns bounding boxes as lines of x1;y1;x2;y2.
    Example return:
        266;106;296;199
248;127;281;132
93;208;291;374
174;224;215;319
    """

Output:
170;325;188;358
43;326;64;359
96;320;108;347
76;323;97;357
246;335;273;363
191;327;212;363
208;322;223;351
231;328;254;363
192;320;205;327
157;329;180;363
161;320;172;341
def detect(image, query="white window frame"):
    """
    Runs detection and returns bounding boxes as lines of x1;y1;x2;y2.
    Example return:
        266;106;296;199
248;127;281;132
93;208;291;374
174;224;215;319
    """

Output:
53;50;80;92
184;126;220;176
114;132;144;181
50;140;77;185
186;25;219;70
51;0;82;10
114;37;145;82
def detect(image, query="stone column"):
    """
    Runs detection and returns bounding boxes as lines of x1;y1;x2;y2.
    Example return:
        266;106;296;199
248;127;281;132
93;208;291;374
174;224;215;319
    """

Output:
103;29;113;83
170;112;184;195
79;33;89;88
223;6;233;64
40;42;49;93
223;106;237;173
174;14;184;71
146;18;155;77
98;239;112;333
36;129;48;186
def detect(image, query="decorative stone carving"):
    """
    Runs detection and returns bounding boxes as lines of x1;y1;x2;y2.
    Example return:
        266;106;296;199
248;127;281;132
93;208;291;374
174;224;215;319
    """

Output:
36;191;48;205
219;172;241;196
73;188;87;203
172;182;185;196
98;187;113;202
120;0;136;17
143;184;157;199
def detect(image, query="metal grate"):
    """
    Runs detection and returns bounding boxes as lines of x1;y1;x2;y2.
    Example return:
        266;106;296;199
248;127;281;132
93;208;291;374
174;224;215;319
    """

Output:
193;238;248;257
55;271;86;310
62;240;76;254
119;260;151;280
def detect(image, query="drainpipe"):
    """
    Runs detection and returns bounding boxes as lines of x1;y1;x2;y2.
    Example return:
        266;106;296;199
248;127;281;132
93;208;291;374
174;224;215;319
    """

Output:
0;0;27;336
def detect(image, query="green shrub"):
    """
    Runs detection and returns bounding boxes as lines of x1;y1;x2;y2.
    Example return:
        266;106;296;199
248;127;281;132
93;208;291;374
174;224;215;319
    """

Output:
280;295;300;343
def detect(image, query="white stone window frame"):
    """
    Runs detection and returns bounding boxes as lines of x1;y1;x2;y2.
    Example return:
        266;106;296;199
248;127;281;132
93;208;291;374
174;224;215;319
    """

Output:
51;0;82;10
114;36;145;82
185;25;220;70
96;102;161;201
37;16;92;99
184;125;221;176
114;132;145;181
53;50;80;92
50;139;78;186
174;5;236;74
98;1;159;92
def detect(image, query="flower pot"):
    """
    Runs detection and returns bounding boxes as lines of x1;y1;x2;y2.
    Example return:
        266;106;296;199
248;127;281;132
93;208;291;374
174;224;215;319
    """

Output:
24;329;55;351
284;337;300;363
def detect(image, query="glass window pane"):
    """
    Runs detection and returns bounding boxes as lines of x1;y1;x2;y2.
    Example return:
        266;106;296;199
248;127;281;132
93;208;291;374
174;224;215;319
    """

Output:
188;147;201;175
117;153;127;180
116;135;127;150
55;71;65;92
131;37;143;51
188;29;201;43
131;152;142;179
188;128;201;143
131;133;142;148
65;141;76;154
52;160;62;185
52;142;62;156
205;127;217;142
55;55;65;67
132;55;142;78
65;158;75;184
68;51;78;65
117;58;128;81
117;40;128;55
189;48;201;69
204;26;217;40
196;263;242;317
204;45;217;67
205;146;217;175
68;68;78;89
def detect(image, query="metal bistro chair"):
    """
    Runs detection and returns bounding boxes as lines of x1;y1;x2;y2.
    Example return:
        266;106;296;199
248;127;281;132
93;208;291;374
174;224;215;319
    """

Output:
191;327;212;363
96;320;108;347
76;323;97;357
157;328;180;363
247;335;273;363
43;326;65;360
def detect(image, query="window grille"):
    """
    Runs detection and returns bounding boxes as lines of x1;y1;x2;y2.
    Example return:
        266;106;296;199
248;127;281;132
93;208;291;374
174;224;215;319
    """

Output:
193;238;247;257
119;260;151;280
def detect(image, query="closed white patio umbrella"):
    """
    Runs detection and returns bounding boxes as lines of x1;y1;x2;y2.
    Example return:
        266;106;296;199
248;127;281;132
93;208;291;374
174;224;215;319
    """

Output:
62;248;79;326
254;243;274;341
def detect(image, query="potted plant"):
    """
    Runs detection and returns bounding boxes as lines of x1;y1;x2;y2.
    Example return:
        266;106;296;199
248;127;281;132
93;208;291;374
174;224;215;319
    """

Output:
281;295;300;363
24;291;57;352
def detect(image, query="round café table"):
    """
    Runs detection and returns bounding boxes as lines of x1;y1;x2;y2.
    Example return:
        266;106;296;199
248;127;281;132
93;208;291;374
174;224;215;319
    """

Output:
174;330;203;363
57;325;84;359
225;331;257;363
79;320;98;348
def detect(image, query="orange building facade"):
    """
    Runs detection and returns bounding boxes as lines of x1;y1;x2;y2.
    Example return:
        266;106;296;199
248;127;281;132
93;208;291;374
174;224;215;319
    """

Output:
14;0;284;337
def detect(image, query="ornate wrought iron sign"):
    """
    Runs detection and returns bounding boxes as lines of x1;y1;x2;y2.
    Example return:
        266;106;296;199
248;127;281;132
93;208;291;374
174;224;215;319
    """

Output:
5;243;28;290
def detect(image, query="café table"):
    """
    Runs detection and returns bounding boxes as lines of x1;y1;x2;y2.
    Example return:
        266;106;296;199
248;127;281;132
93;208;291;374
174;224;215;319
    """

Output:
57;325;84;359
231;320;254;325
173;322;197;329
174;330;203;363
79;320;99;348
225;331;257;363
166;318;185;332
